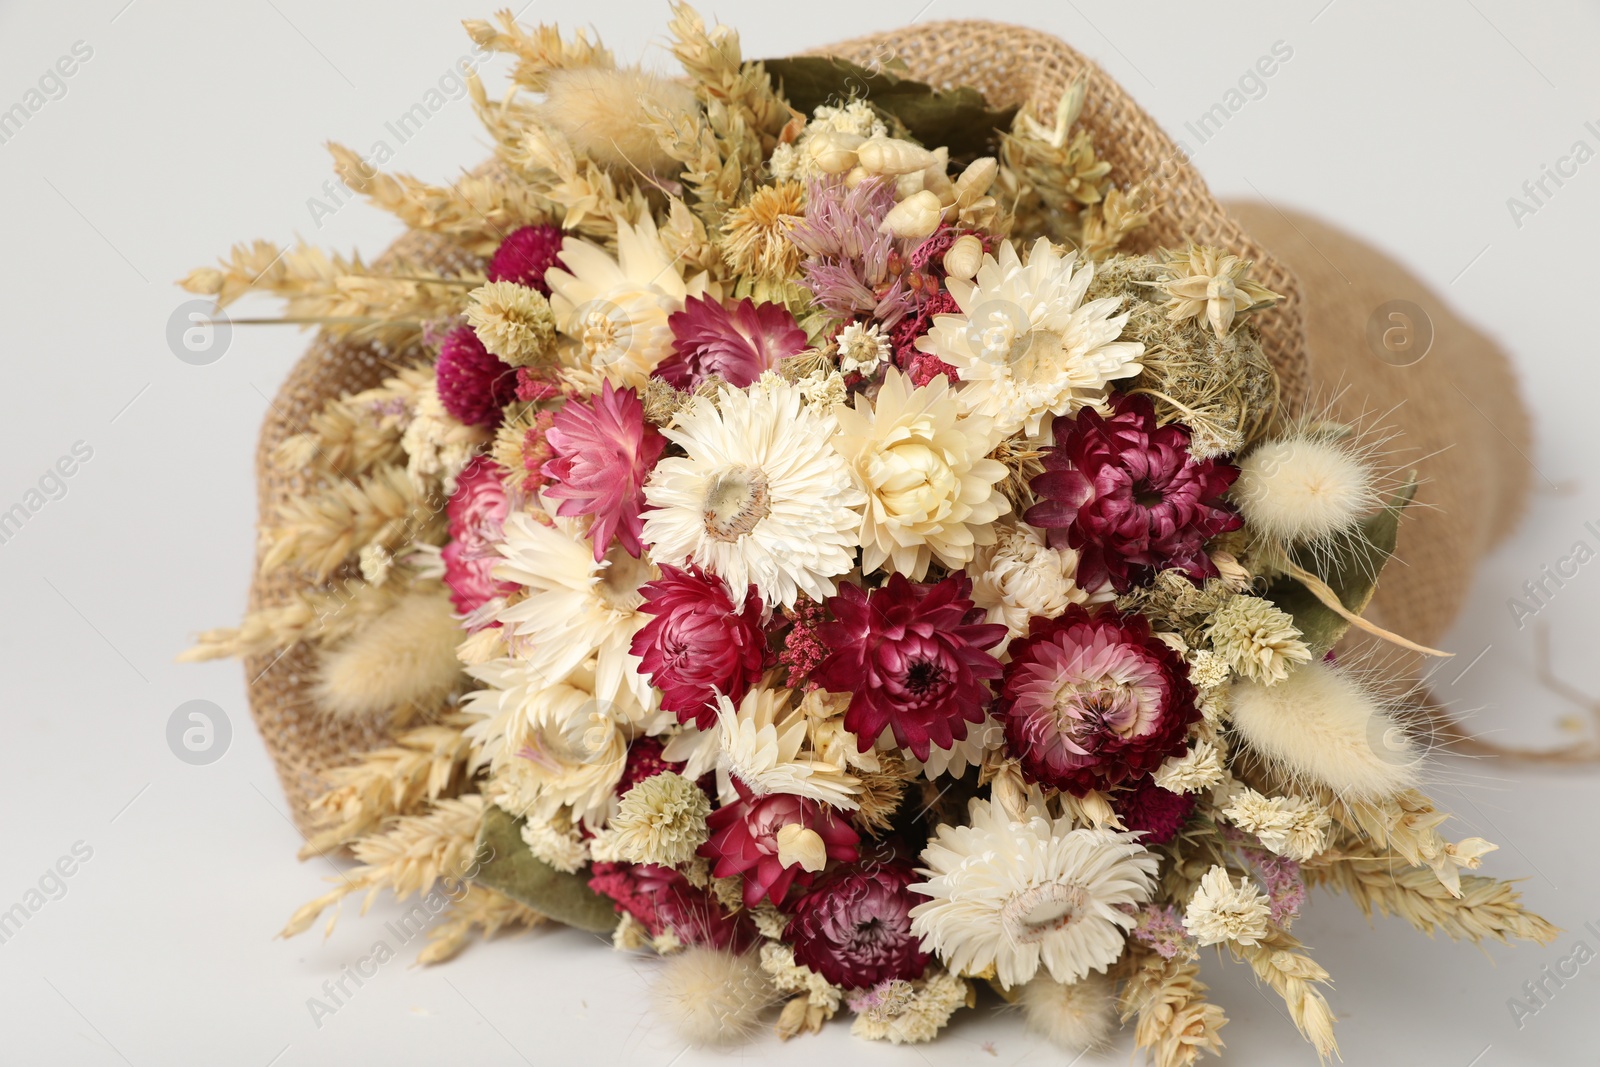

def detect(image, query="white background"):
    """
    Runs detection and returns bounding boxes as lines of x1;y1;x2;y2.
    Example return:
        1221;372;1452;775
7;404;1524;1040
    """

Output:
1;1;1597;1064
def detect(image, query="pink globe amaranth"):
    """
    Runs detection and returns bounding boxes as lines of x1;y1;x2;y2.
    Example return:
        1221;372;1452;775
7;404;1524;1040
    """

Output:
441;456;518;617
436;325;519;429
587;862;756;952
699;781;860;908
1116;775;1196;845
785;863;929;989
998;605;1199;797
1025;393;1241;593
541;380;663;561
656;294;808;390
486;223;564;295
816;573;1006;761
630;565;769;729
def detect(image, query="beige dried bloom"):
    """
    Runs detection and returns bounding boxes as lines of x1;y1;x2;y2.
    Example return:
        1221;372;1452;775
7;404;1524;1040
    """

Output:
466;281;557;367
608;771;711;866
760;940;842;1013
1205;595;1312;685
402;377;490;494
722;181;805;279
1152;739;1226;795
849;967;972;1044
1158;245;1282;340
1223;787;1331;862
1186;648;1233;690
520;811;590;873
1184;865;1271;947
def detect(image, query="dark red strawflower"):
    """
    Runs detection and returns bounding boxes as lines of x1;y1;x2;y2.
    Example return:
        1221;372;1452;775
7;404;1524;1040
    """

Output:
816;573;1006;760
436;325;518;428
616;735;685;794
1025;394;1241;593
1117;775;1196;845
487;223;565;295
541;380;663;560
785;863;929;989
657;294;808;390
587;862;755;952
631;565;769;729
699;781;860;907
998;605;1199;796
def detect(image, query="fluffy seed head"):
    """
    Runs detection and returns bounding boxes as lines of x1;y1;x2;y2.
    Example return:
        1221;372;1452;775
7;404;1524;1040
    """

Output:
312;587;462;719
1229;659;1420;802
650;948;773;1047
1233;435;1377;545
1017;972;1117;1052
540;66;697;175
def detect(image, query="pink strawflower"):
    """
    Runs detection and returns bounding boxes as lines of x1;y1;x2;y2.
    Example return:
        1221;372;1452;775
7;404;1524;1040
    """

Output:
816;573;1006;760
441;456;518;617
487;223;565;295
657;295;807;390
631;565;769;729
436;325;519;429
1025;394;1242;593
786;863;929;988
998;605;1200;796
541;381;663;561
587;862;756;952
1117;775;1196;845
787;177;920;328
699;781;860;907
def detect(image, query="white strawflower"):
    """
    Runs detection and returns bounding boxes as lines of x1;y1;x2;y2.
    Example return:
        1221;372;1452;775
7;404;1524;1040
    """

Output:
909;796;1158;988
642;379;865;608
1152;739;1226;794
832;369;1010;579
1221;787;1331;862
492;509;657;716
914;237;1144;438
716;688;861;808
1183;865;1271;947
609;771;711;866
968;518;1110;641
836;321;891;377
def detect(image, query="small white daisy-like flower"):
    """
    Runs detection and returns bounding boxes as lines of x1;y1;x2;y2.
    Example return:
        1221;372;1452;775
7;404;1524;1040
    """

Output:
716;688;861;808
836;321;891;377
1183;865;1271;947
914;237;1144;438
832;369;1010;579
492;509;657;716
1152;739;1226;795
641;379;865;608
909;795;1158;988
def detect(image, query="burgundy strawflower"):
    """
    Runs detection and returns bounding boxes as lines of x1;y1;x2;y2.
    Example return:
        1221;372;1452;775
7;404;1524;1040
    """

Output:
657;294;808;390
785;863;929;988
587;862;755;952
631;565;768;729
816;573;1006;760
1025;394;1242;593
487;223;564;295
436;325;519;428
441;456;518;617
1117;775;1196;845
541;380;663;561
699;781;860;907
998;604;1200;796
616;735;685;794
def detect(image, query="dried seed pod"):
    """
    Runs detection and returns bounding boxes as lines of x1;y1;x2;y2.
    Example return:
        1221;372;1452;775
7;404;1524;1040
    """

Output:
879;189;945;238
806;130;864;174
857;135;935;175
955;156;999;203
943;234;985;280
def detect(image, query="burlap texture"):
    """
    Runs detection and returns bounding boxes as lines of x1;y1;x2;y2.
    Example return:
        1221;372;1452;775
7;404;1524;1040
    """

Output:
242;22;1531;832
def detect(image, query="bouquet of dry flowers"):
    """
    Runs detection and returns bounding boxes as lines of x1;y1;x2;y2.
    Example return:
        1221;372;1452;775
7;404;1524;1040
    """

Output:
183;8;1554;1062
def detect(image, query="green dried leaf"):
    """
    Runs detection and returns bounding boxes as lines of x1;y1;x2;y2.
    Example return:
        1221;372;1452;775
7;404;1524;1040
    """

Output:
761;56;1017;159
470;804;618;934
1264;476;1418;656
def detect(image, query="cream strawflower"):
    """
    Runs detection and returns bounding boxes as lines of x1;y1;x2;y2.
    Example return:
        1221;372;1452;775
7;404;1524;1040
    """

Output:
641;379;865;607
716;688;861;808
464;658;631;826
909;796;1158;988
915;237;1143;438
492;509;657;716
833;369;1010;579
968;518;1111;641
1183;865;1271;947
544;214;717;387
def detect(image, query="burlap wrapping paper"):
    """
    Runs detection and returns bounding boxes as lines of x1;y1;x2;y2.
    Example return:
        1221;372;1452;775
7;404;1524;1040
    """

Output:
243;21;1532;832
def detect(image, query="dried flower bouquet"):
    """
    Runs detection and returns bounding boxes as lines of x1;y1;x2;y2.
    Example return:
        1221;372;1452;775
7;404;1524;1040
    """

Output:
184;8;1552;1063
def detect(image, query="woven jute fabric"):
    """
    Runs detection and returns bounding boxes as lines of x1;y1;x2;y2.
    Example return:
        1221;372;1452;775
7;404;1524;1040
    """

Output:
243;22;1530;833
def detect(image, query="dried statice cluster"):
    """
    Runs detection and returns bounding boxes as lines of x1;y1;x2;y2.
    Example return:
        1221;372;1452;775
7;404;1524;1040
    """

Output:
185;7;1554;1065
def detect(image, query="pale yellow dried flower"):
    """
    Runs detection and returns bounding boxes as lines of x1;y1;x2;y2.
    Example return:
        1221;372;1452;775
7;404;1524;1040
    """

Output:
1152;739;1226;795
1184;865;1271;947
1205;595;1311;685
466;280;558;366
1158;245;1282;340
1222;787;1331;862
608;771;711;866
721;180;805;279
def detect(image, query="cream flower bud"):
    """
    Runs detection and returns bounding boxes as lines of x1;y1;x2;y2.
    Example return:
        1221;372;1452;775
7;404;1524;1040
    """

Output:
942;234;985;280
954;157;999;202
806;130;864;174
894;168;928;199
844;164;870;189
857;136;934;175
776;823;828;872
879;190;944;238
